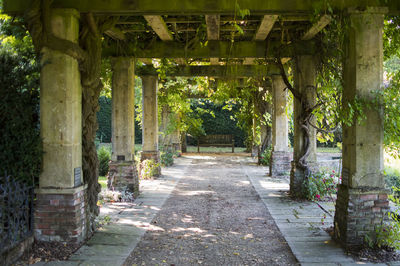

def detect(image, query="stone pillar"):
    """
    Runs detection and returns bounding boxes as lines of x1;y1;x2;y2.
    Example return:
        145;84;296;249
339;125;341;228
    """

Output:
35;9;87;243
251;114;259;157
108;57;139;196
290;55;317;196
171;127;182;155
181;132;187;153
334;8;389;249
159;105;180;154
270;75;292;176
141;75;161;175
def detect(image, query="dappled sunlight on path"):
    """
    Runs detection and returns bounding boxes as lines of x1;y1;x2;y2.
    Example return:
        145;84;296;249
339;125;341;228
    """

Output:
125;154;298;265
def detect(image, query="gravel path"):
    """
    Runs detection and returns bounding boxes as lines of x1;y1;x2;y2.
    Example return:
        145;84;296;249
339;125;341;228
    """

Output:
125;154;298;266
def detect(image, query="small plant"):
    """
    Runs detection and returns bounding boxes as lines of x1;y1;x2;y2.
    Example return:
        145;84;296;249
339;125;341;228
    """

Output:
365;206;400;251
140;159;160;179
160;150;174;167
303;169;340;201
259;147;272;166
98;146;111;176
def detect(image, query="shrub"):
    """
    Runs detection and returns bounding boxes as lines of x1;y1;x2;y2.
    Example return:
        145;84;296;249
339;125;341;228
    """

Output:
98;146;111;176
385;167;400;198
303;169;340;201
366;197;400;251
140;159;160;179
160;151;174;167
0;47;41;185
259;147;272;166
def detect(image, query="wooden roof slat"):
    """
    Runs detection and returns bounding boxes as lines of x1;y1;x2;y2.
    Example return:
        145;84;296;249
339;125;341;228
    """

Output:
144;15;173;41
254;15;278;40
301;14;332;41
206;15;220;65
104;27;126;41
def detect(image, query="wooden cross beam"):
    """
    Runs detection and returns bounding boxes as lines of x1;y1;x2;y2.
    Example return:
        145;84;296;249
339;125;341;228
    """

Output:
103;40;316;58
136;65;281;77
4;0;399;15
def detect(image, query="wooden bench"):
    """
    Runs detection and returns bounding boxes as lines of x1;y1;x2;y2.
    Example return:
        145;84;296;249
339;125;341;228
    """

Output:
197;134;235;153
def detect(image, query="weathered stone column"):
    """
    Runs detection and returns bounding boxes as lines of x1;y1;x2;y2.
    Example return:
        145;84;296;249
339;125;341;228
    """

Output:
251;113;259;157
108;57;139;196
171;127;182;155
159;105;180;154
141;75;161;175
334;7;389;249
270;75;292;176
290;55;317;196
35;9;87;243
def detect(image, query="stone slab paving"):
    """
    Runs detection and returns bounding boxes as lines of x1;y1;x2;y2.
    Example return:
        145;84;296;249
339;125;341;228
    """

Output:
242;160;400;266
35;157;190;266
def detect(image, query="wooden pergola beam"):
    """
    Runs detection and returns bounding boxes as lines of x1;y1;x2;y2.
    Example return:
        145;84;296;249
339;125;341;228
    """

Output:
4;0;399;15
254;15;279;40
301;14;332;41
244;15;278;65
206;15;220;65
103;40;316;58
104;27;126;41
144;15;173;41
136;65;281;77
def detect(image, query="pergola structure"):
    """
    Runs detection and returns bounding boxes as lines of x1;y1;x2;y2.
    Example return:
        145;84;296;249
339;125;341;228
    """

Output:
4;0;399;250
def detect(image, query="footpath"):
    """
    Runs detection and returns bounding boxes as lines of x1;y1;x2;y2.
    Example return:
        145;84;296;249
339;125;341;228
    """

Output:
36;154;400;265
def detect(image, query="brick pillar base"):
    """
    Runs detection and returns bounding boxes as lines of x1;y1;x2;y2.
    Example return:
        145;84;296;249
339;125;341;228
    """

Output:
270;151;292;176
34;185;87;243
140;151;161;177
334;185;390;249
108;161;139;197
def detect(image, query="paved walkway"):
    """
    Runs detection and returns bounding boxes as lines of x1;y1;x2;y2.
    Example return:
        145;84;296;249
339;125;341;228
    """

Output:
38;154;400;265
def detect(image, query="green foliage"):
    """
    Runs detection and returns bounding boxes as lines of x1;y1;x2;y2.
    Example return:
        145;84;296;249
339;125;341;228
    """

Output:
378;72;400;157
96;95;142;144
97;96;112;142
385;167;400;198
160;151;174;167
384;16;400;60
0;16;41;185
372;217;400;250
366;199;400;251
189;100;246;146
140;159;160;179
303;169;340;201
97;146;111;176
259;146;272;166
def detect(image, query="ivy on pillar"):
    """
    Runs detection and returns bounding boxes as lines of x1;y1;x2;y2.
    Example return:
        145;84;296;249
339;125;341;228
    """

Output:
35;9;87;243
334;7;389;249
270;74;292;176
290;55;317;197
108;57;139;197
141;75;161;176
